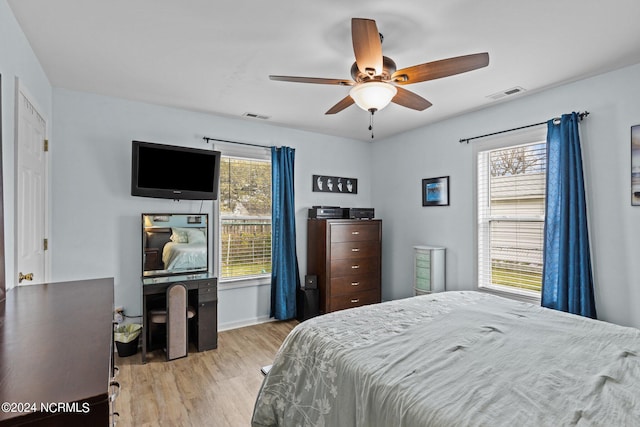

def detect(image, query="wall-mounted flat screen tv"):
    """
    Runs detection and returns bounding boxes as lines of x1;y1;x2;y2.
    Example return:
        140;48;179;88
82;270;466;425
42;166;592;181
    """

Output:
131;140;221;200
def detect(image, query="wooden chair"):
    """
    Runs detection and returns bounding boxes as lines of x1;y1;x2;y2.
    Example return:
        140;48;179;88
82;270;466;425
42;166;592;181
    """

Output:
148;283;195;361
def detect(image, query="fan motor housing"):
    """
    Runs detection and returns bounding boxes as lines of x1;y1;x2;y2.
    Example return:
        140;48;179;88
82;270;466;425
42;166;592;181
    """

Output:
351;56;397;82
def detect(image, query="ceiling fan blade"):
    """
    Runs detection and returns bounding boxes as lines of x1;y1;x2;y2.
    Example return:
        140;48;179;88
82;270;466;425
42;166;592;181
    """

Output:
392;52;489;85
351;18;383;76
392;87;432;111
325;95;355;114
269;75;355;86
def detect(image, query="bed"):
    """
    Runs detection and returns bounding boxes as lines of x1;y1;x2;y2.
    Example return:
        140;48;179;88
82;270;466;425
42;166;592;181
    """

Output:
145;227;207;271
252;291;640;426
162;240;207;270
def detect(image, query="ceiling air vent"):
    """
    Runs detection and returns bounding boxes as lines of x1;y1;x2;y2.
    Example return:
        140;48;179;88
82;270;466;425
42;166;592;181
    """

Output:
242;112;270;120
487;86;526;100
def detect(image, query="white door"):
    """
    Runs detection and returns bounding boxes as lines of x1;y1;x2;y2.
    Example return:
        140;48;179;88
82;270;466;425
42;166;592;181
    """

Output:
16;85;47;286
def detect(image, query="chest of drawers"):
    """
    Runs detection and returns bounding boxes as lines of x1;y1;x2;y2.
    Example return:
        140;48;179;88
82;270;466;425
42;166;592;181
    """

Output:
307;219;382;313
413;245;446;295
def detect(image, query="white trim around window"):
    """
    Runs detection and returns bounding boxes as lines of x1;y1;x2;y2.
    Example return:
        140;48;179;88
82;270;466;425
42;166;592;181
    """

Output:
472;124;547;304
214;145;272;286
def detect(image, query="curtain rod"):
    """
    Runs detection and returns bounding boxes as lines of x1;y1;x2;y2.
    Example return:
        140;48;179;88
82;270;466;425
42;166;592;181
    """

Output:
459;111;590;144
202;136;272;149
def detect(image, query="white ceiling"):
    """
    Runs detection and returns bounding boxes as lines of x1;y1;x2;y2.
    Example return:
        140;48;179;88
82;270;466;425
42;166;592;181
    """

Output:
8;0;640;141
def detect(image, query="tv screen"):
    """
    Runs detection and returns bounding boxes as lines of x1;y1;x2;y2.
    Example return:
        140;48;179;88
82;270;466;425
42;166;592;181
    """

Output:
131;141;221;200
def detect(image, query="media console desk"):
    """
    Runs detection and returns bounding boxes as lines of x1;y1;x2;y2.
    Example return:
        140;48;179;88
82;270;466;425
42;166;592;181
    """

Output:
141;273;218;363
0;278;115;426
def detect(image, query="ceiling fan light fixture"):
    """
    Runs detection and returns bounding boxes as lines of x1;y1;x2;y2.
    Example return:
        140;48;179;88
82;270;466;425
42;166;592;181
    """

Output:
349;81;397;112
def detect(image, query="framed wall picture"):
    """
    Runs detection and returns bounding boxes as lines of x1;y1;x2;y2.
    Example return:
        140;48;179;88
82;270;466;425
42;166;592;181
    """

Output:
312;175;357;194
632;125;640;205
422;176;449;206
187;215;202;224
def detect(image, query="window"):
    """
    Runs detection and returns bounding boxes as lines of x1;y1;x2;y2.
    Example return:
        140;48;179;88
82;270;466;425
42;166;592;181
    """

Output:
218;156;271;281
477;139;546;297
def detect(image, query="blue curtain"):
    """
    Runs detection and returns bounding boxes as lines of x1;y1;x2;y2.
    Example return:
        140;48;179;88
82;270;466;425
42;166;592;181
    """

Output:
541;112;596;318
270;146;300;320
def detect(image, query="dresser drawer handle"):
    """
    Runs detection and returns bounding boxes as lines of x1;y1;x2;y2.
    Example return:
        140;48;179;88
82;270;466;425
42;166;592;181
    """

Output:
351;248;360;252
351;231;360;235
351;299;360;303
351;282;360;286
351;265;360;269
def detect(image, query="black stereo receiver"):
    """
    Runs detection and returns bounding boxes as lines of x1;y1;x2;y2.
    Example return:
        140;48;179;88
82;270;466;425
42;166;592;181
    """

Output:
308;206;348;219
347;208;375;219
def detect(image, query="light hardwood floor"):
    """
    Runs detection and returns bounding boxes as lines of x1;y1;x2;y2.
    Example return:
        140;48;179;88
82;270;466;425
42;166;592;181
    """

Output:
115;320;297;427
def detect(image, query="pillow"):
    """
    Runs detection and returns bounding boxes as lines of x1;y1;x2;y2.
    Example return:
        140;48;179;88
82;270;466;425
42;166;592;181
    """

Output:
170;227;190;243
186;228;206;244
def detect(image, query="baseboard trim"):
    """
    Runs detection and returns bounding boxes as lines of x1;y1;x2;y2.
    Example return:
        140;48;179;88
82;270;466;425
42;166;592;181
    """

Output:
218;315;275;332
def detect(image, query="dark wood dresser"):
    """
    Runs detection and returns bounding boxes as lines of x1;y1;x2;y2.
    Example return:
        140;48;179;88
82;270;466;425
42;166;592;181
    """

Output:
307;219;382;313
0;278;115;426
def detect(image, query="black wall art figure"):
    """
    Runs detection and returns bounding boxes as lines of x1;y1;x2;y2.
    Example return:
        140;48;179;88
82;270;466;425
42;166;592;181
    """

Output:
312;175;357;194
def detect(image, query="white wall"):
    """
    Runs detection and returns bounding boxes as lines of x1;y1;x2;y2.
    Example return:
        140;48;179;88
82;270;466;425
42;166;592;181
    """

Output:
372;63;640;329
51;89;372;329
0;0;53;290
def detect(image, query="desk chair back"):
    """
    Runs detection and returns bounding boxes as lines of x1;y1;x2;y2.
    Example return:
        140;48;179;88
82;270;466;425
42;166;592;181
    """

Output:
166;283;189;360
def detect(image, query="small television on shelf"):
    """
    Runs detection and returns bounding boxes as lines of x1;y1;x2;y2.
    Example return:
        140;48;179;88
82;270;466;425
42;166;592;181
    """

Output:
131;140;221;200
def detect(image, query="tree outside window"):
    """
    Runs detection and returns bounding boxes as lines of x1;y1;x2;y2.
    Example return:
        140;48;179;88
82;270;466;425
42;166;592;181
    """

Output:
219;157;271;280
478;142;546;295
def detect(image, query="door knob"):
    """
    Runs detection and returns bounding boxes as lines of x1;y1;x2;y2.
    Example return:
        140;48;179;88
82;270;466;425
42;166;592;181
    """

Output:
18;272;34;283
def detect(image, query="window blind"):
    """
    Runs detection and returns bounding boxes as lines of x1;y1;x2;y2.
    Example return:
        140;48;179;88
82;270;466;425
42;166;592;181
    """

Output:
477;142;546;294
219;157;272;280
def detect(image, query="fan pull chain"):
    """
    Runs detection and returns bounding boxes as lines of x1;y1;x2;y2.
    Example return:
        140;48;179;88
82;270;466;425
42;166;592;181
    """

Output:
368;108;376;139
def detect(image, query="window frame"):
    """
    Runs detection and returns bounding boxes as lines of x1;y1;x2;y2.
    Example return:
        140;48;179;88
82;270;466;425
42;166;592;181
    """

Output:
473;125;547;304
213;144;272;288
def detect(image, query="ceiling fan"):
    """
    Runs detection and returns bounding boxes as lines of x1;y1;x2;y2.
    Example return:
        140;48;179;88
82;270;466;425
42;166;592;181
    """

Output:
270;18;489;127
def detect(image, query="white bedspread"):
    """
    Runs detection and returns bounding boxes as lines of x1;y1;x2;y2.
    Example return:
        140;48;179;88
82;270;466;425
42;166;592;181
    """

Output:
162;241;207;270
252;291;640;426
